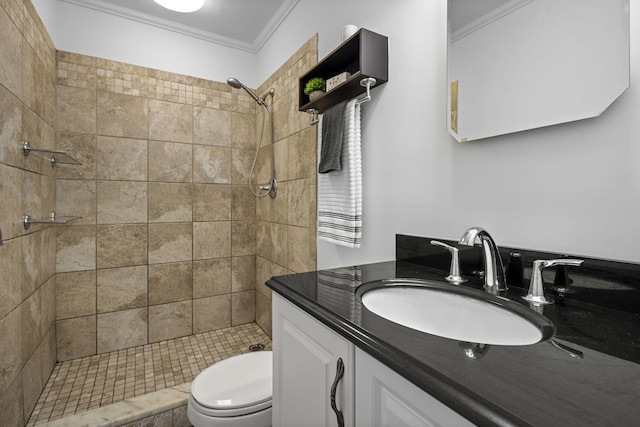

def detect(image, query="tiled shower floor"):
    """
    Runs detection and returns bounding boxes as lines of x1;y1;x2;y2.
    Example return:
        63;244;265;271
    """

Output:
27;323;271;425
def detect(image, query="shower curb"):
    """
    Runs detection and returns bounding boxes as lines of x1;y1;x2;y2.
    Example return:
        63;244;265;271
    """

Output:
40;382;192;427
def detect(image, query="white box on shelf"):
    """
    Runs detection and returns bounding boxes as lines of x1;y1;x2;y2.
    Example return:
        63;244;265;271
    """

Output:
326;72;351;92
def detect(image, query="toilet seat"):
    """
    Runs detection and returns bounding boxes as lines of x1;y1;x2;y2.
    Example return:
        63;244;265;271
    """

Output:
190;351;273;418
189;394;271;418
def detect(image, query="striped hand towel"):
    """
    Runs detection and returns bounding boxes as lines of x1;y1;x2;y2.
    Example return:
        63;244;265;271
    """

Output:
317;99;362;248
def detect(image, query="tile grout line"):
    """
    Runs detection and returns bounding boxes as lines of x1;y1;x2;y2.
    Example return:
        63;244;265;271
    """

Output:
28;323;271;425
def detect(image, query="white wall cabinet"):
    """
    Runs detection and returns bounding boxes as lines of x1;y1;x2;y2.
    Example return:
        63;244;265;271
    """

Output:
355;348;475;427
272;294;355;427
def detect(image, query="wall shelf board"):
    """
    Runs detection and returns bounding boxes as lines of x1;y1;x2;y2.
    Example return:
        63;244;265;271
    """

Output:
22;141;82;166
299;28;388;113
23;214;82;230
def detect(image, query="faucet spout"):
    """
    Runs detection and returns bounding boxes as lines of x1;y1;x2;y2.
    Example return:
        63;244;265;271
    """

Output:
459;226;507;291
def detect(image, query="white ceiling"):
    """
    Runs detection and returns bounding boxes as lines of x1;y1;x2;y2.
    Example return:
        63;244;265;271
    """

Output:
62;0;299;52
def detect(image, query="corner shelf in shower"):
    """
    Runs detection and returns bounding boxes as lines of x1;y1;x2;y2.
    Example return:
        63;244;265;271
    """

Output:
22;141;82;166
23;213;82;230
299;28;388;114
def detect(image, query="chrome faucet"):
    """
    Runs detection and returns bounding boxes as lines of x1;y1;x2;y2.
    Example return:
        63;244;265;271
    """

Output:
523;258;584;305
459;227;507;292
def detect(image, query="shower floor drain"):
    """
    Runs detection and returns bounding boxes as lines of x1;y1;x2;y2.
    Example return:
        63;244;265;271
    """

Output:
249;343;265;351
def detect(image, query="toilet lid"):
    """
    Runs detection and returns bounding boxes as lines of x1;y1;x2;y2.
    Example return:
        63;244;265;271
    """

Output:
191;351;272;410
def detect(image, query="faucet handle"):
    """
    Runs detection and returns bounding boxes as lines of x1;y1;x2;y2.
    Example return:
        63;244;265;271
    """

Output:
523;258;584;305
537;259;583;269
430;240;467;284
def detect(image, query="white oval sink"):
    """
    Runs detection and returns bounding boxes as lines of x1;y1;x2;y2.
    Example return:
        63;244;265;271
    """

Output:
359;280;555;346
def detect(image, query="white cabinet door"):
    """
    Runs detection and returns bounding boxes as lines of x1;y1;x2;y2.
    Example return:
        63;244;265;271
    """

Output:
273;294;355;427
356;348;475;427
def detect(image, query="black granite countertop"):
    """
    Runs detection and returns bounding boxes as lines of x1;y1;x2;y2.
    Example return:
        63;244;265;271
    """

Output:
266;235;640;427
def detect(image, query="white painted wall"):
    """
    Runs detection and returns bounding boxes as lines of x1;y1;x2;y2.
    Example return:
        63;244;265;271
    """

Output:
39;0;258;86
32;0;57;44
259;0;640;268
31;0;640;268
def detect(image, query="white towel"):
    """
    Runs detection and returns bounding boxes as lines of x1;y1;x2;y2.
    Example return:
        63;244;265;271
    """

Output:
317;99;362;248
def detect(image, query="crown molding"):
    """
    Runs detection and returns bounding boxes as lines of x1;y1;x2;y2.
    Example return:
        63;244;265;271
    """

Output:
252;0;299;52
451;0;534;43
60;0;299;53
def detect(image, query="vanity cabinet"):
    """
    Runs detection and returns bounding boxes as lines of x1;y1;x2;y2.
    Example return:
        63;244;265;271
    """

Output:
272;294;473;427
298;28;388;114
355;348;475;427
272;294;355;427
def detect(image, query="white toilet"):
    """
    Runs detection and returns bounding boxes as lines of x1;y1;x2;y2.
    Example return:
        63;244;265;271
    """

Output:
187;351;273;427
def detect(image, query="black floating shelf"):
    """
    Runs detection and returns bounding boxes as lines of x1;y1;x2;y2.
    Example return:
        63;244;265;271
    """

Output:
299;28;388;114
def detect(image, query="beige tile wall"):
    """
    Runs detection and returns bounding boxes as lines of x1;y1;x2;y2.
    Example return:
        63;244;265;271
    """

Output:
1;0;318;422
0;0;58;425
254;36;319;335
54;36;319;353
54;51;263;361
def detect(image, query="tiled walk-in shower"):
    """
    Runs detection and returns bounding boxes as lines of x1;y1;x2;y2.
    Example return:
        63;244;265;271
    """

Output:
2;1;317;424
27;323;271;425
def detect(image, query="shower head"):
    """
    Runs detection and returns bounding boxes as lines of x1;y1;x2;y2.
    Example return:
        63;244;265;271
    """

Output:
226;77;243;89
227;77;265;106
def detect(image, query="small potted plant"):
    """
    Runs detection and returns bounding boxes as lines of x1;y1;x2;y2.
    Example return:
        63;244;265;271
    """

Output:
304;77;326;102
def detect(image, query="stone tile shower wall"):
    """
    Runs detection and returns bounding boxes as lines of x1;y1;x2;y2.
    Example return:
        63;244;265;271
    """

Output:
54;52;260;361
1;1;319;422
254;36;319;335
0;0;58;424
